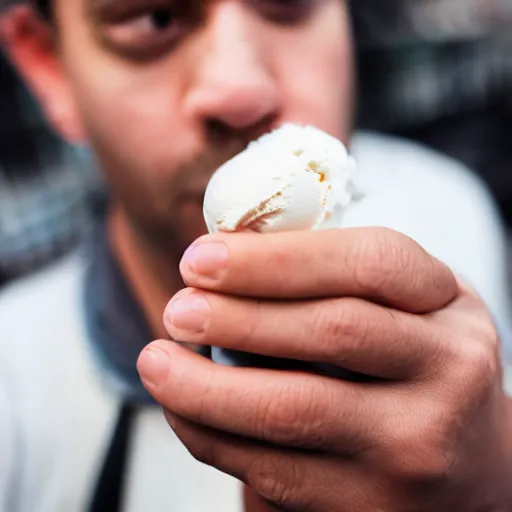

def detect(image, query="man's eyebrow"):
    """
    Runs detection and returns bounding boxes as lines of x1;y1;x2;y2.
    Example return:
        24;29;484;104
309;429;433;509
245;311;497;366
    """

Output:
85;0;161;18
85;0;204;15
86;0;116;11
84;0;121;18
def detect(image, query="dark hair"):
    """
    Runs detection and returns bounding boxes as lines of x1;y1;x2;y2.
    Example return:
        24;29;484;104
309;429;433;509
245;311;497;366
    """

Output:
35;0;51;19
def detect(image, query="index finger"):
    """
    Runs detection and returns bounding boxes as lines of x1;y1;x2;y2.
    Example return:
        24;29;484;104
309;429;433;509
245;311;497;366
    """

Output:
180;227;459;313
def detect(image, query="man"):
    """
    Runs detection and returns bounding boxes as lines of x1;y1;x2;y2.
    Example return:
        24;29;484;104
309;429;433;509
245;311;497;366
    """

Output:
0;1;511;511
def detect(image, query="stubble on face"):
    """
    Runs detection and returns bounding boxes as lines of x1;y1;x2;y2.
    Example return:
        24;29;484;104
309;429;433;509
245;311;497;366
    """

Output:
52;0;354;255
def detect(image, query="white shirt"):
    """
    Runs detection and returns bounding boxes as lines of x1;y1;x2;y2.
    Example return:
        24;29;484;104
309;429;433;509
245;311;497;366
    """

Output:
1;132;511;512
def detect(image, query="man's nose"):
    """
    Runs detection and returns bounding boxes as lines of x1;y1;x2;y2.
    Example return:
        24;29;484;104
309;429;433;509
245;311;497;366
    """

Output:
184;3;280;138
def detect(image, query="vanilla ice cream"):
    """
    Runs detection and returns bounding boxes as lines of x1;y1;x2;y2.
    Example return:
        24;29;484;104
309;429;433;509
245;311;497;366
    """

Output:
203;124;358;234
204;124;362;380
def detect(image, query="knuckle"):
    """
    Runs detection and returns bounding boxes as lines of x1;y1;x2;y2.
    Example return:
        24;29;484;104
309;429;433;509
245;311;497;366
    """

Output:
385;414;456;493
192;366;222;425
237;299;264;348
450;336;499;406
257;379;329;448
268;248;295;294
317;301;364;361
247;456;310;511
401;444;454;489
353;229;413;297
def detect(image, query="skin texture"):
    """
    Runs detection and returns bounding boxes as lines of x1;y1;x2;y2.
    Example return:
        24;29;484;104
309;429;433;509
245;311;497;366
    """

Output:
1;1;512;511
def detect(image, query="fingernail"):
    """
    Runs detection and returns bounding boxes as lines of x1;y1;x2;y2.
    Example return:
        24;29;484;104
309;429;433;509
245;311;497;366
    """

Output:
166;294;210;333
137;345;170;388
182;242;228;279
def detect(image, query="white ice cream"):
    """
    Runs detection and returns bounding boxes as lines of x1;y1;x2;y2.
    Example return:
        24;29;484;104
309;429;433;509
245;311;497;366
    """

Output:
203;124;358;234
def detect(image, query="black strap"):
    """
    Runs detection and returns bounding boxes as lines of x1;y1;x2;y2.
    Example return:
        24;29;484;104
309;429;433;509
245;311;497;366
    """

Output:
88;402;136;512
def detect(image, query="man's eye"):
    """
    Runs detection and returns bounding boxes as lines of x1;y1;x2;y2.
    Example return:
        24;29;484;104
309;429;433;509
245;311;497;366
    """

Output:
253;0;316;23
101;9;187;60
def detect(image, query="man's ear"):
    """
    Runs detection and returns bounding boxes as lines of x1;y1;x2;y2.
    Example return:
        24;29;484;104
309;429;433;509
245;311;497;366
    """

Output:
0;5;86;144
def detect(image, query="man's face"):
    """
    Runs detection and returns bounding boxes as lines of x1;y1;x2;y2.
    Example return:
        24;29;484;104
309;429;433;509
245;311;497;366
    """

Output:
13;0;354;252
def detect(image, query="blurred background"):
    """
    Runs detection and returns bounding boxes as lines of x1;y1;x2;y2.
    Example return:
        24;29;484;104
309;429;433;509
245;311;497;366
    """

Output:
0;0;511;286
0;49;104;286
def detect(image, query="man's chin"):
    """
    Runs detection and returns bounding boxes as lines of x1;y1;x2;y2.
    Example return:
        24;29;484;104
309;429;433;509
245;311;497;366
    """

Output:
181;200;209;240
168;210;209;257
130;215;207;261
186;221;209;246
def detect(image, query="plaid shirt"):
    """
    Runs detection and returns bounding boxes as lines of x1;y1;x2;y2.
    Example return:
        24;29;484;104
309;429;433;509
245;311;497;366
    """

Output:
0;51;103;284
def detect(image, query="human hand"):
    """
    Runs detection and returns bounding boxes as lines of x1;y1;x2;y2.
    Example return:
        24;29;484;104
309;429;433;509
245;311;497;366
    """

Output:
137;227;512;511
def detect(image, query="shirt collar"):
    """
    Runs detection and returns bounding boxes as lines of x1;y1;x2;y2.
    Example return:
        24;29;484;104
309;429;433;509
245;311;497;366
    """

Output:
83;222;155;404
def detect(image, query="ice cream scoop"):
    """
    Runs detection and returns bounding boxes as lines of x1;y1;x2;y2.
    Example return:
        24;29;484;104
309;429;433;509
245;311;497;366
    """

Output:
203;124;358;234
